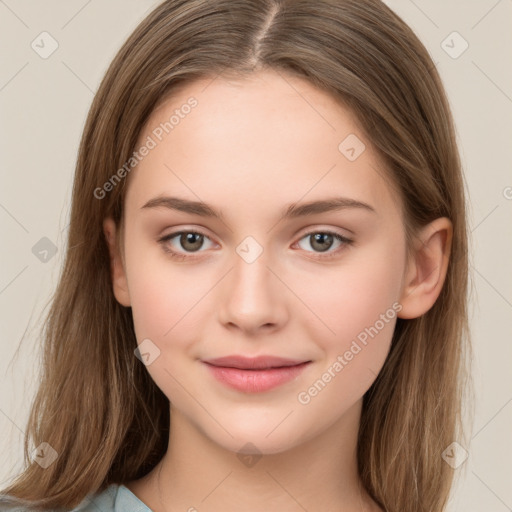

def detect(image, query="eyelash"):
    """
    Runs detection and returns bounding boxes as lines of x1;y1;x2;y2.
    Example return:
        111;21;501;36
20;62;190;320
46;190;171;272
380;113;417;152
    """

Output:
157;229;353;261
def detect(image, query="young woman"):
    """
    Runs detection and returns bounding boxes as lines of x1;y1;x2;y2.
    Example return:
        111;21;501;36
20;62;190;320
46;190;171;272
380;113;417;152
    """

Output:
0;1;472;511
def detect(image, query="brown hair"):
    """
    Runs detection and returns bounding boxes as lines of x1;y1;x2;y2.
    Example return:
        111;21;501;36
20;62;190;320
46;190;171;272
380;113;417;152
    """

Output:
1;1;473;510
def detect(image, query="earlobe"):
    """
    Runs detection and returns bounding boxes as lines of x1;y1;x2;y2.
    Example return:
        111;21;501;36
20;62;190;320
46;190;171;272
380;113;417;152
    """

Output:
398;217;452;319
103;217;131;307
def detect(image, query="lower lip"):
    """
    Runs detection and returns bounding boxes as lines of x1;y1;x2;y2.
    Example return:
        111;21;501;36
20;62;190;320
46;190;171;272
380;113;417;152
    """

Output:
203;362;311;393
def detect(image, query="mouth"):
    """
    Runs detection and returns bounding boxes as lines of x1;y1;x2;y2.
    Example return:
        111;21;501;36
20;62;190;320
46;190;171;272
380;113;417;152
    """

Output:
202;355;312;393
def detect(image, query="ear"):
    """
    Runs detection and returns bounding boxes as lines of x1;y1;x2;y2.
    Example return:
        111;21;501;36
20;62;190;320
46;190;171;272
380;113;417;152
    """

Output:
103;217;131;307
398;217;452;319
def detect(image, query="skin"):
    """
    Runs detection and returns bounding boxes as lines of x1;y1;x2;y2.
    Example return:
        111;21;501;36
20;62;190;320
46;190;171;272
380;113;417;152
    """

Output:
104;69;452;512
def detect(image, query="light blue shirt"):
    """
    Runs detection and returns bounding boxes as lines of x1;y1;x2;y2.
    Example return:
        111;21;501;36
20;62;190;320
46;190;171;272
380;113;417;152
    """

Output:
0;484;152;512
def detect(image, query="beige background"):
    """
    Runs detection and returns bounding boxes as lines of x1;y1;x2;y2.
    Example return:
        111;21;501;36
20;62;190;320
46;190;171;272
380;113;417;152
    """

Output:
1;1;511;510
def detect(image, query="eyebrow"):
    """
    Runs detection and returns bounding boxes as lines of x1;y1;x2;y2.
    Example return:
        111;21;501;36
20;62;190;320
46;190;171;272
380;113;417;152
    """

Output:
141;195;376;221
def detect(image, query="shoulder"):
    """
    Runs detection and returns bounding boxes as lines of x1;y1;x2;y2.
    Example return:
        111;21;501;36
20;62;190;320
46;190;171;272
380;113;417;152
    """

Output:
0;483;148;512
70;483;119;511
73;484;150;512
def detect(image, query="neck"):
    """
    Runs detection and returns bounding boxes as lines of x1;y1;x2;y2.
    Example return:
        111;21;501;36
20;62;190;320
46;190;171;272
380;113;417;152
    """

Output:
131;398;379;512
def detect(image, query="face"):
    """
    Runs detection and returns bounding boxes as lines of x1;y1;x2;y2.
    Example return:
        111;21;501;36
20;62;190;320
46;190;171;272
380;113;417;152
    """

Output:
109;69;411;455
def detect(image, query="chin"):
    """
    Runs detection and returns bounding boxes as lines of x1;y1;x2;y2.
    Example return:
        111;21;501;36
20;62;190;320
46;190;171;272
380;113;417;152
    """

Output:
226;434;299;457
202;419;306;457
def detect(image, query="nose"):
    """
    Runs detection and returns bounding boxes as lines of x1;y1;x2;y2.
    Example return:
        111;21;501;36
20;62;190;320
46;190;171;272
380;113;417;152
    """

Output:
217;246;288;336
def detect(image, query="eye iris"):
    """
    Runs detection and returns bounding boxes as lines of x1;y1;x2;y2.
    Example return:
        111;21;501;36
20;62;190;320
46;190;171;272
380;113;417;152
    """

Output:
310;233;333;252
181;232;203;252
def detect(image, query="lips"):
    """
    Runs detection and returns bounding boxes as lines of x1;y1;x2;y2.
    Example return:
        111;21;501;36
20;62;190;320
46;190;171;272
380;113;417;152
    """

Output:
202;355;311;393
202;355;309;370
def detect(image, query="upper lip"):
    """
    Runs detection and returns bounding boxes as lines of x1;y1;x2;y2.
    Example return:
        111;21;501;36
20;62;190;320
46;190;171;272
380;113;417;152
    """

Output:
202;355;310;370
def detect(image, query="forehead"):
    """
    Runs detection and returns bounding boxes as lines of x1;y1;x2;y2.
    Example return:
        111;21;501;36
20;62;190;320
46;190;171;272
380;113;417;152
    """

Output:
125;69;400;221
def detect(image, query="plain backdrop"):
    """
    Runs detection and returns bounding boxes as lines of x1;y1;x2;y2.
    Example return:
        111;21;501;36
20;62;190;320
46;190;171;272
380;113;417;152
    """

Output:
0;1;511;510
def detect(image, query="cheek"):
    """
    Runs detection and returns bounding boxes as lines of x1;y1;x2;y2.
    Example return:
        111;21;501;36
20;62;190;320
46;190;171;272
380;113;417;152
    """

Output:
125;251;210;403
125;243;207;343
293;258;403;416
294;238;405;372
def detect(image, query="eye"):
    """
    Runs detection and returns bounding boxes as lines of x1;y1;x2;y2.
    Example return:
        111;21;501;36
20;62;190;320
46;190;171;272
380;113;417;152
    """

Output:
158;230;215;259
295;230;353;259
158;229;353;261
